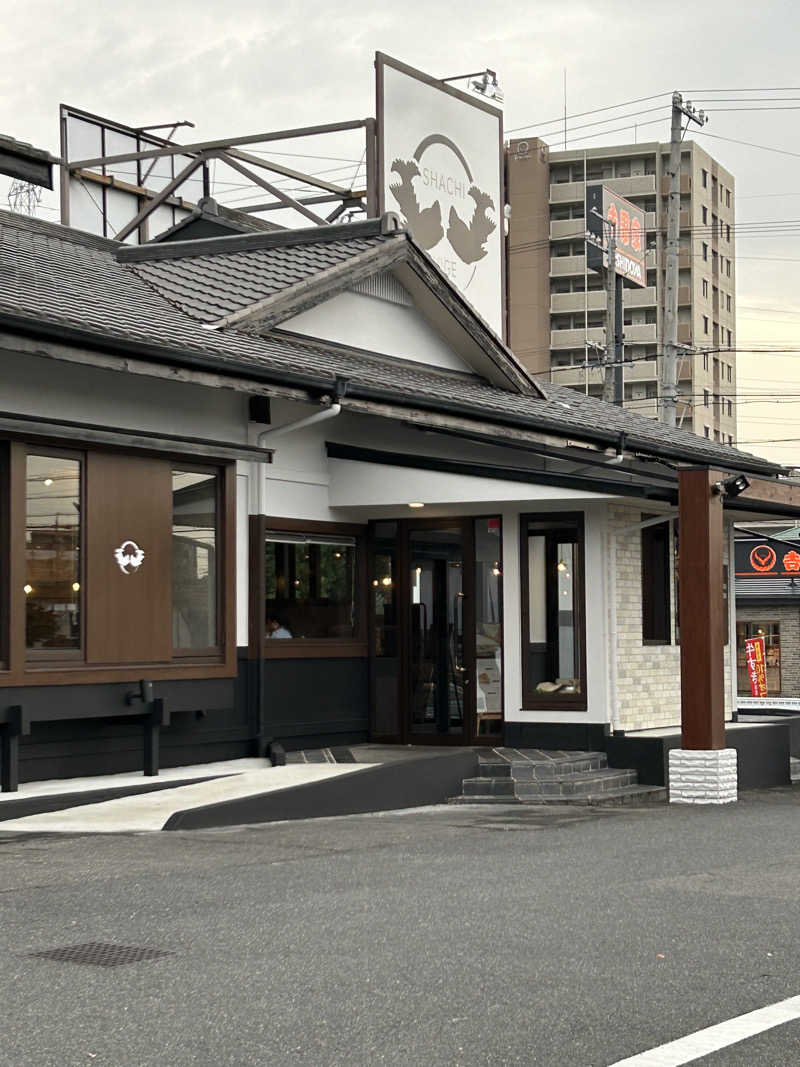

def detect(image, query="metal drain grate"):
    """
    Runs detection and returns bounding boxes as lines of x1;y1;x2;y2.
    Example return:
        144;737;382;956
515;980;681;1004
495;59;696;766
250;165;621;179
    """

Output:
28;942;173;968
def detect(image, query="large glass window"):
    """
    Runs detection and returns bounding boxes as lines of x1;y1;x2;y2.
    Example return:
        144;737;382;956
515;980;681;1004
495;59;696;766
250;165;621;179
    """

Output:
737;621;780;695
25;454;81;653
475;517;503;735
522;514;585;707
642;519;671;644
265;530;358;641
172;470;218;651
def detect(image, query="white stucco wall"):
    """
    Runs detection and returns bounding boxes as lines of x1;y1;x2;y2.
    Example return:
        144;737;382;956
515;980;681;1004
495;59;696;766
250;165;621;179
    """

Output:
281;290;474;373
0;348;248;443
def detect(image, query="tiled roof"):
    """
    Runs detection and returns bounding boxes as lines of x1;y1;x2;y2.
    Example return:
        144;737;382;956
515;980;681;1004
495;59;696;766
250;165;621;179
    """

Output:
127;233;389;323
0;208;785;477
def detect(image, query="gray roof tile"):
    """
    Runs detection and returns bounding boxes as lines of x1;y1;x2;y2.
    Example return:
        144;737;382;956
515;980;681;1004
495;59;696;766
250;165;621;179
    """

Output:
0;209;784;477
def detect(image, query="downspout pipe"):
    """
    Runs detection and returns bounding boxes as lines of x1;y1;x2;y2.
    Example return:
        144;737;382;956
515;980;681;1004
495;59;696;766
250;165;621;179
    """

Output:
255;377;348;516
252;378;347;759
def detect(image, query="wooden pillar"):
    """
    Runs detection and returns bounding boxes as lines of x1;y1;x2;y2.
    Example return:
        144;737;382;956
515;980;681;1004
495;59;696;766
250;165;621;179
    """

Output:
678;468;726;749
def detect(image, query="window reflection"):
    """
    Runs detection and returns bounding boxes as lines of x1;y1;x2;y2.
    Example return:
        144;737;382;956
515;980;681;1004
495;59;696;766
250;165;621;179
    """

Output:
524;516;584;702
475;517;503;735
25;455;81;651
173;471;217;650
265;532;357;640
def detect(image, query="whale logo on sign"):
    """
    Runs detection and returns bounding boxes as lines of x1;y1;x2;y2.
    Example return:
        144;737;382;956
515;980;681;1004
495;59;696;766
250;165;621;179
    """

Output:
114;539;145;575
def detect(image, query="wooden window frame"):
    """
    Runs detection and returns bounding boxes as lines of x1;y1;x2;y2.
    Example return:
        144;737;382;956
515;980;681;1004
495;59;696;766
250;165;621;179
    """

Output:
519;511;587;711
23;446;86;666
171;462;226;663
253;516;368;660
0;438;236;687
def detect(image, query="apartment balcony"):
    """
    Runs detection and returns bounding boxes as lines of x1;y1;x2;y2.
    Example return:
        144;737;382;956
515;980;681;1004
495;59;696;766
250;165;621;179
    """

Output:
550;364;606;389
678;284;691;306
659;174;691;195
549;218;586;241
551;290;606;314
603;175;657;198
659;248;691;269
550;254;586;277
623;323;658;344
623;358;659;382
549;181;584;204
625;285;658;308
550;326;605;349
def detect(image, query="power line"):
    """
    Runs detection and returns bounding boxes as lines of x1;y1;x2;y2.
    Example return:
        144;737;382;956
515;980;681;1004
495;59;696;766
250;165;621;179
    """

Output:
506;92;670;135
693;129;800;159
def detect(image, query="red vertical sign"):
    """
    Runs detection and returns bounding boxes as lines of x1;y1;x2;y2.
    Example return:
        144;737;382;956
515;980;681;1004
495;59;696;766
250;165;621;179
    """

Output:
745;636;768;698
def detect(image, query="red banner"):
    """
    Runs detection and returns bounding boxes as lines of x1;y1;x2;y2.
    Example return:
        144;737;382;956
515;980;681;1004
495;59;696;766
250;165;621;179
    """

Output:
745;636;768;698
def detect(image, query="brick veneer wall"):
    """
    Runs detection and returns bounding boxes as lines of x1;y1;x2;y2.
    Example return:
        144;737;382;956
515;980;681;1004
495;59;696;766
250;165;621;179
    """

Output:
610;504;732;732
736;603;800;697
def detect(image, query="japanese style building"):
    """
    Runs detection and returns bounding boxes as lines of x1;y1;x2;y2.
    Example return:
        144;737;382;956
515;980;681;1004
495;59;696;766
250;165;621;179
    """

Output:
0;205;796;795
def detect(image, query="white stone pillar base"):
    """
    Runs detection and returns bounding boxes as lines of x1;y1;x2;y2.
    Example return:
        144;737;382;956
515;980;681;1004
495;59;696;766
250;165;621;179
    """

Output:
668;748;737;804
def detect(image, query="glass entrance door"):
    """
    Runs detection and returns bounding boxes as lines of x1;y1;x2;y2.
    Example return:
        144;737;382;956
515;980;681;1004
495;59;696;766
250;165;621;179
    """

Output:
408;524;470;739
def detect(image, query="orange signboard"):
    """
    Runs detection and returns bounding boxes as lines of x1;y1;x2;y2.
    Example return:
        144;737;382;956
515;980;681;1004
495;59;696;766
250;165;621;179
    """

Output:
745;636;768;698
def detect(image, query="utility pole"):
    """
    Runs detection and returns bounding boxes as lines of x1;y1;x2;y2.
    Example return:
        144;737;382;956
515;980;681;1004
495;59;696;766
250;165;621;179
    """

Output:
662;91;707;426
603;221;617;405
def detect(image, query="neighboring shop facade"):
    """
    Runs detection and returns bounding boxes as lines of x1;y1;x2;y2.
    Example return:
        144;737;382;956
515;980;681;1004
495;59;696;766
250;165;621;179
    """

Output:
735;529;800;698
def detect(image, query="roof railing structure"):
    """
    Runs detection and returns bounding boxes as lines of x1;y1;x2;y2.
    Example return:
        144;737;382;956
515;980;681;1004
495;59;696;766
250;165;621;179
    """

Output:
60;105;378;244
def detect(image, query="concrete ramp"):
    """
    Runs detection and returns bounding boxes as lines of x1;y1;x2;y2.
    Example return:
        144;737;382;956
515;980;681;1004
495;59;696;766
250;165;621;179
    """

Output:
164;749;480;830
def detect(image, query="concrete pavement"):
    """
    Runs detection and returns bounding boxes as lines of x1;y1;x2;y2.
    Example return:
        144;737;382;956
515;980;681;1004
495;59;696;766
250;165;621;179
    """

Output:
2;790;800;1065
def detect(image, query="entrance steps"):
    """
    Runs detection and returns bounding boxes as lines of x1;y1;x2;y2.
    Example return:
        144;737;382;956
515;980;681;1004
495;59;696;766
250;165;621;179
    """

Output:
450;748;666;807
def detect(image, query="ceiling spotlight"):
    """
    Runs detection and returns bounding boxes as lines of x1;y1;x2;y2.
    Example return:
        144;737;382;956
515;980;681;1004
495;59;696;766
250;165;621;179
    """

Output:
408;502;425;509
43;478;53;486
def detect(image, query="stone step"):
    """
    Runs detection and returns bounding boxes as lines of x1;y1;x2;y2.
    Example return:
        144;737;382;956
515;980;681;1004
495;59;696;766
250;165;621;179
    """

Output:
447;794;522;805
461;777;517;798
477;751;608;779
507;755;608;780
515;769;638;797
518;785;667;807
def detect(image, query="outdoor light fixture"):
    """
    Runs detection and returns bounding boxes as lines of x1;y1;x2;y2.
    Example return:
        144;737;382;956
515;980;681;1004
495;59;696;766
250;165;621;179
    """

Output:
23;584;32;595
713;473;750;497
72;582;80;592
381;576;392;586
557;559;568;573
43;477;53;486
441;68;504;103
372;579;379;587
408;502;425;509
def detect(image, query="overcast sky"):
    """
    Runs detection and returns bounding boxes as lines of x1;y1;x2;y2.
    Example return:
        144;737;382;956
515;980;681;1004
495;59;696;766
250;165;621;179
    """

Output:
3;0;800;464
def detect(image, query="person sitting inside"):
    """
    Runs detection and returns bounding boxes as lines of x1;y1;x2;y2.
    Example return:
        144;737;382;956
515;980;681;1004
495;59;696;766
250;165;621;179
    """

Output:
266;616;292;639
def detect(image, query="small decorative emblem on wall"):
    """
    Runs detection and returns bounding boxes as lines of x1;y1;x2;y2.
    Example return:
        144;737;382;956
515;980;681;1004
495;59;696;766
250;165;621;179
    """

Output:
114;540;145;574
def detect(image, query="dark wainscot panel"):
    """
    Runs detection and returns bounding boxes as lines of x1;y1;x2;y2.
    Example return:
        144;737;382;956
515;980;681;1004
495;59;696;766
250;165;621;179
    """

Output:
262;657;369;751
11;675;242;784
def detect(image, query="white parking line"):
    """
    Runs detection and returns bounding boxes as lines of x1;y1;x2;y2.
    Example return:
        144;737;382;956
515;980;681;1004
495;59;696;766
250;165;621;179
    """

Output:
609;994;800;1066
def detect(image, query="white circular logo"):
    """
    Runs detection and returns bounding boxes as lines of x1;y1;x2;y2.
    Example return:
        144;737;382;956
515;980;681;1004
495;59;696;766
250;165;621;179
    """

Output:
114;540;145;574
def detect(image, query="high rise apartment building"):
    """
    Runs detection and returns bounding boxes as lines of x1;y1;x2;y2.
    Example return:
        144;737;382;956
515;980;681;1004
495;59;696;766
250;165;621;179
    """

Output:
506;138;737;443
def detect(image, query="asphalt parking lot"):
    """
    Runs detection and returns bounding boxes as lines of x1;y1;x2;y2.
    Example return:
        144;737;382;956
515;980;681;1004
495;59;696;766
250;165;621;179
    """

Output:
2;790;800;1066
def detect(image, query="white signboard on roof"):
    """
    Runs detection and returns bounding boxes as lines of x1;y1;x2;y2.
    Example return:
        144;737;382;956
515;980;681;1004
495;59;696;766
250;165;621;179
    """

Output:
376;53;505;338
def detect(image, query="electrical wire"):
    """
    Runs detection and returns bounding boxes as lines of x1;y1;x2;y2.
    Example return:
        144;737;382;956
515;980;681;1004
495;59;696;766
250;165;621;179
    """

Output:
505;92;670;135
